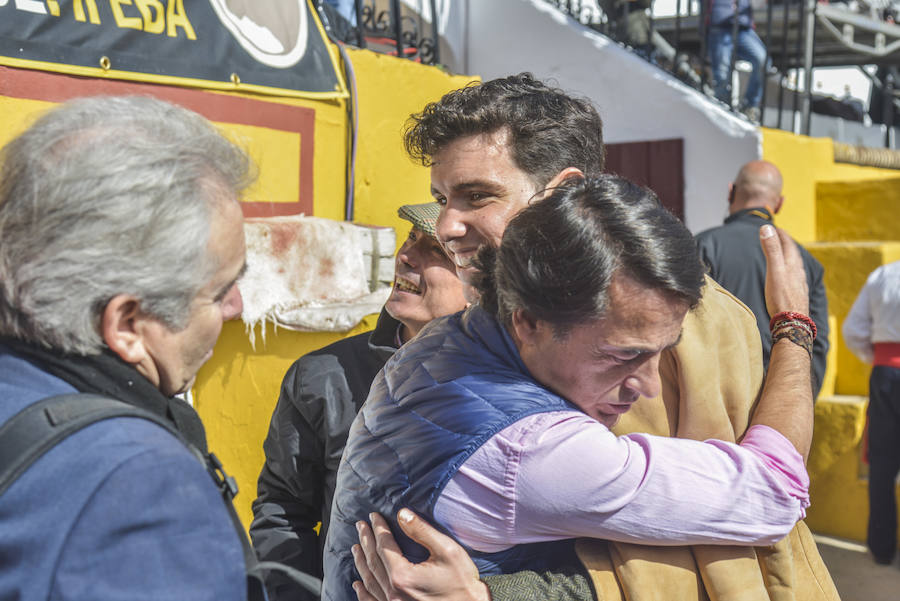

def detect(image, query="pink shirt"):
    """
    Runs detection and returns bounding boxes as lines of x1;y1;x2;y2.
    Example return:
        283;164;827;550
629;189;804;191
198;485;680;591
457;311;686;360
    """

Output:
434;413;809;553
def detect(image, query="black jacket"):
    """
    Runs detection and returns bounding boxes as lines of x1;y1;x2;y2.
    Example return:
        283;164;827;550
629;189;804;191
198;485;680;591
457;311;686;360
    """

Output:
696;208;829;397
249;310;399;600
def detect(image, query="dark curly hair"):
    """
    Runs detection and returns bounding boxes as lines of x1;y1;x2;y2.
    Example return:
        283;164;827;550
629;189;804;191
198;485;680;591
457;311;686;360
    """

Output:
404;73;605;187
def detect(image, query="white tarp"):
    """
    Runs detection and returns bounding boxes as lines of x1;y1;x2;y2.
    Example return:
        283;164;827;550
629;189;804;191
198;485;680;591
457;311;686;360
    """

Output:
239;215;394;345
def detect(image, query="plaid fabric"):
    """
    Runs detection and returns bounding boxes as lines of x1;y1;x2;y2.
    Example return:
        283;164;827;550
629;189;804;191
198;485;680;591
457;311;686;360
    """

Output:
482;564;594;601
397;202;441;239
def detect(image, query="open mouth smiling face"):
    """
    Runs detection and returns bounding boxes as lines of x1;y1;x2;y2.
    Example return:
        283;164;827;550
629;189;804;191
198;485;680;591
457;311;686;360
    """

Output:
384;227;468;339
393;276;422;295
429;132;542;290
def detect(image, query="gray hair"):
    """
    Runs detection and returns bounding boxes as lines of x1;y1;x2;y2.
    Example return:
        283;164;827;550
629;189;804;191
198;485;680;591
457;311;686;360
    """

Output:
0;96;254;354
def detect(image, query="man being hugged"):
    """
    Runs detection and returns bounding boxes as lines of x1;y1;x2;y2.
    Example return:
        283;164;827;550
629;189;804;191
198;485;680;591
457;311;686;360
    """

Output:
325;177;817;600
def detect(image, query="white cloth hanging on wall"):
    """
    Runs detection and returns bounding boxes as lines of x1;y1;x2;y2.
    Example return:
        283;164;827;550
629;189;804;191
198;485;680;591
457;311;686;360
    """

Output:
238;215;394;345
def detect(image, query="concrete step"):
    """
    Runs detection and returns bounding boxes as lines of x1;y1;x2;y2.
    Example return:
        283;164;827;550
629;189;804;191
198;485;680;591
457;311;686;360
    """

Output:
807;395;868;542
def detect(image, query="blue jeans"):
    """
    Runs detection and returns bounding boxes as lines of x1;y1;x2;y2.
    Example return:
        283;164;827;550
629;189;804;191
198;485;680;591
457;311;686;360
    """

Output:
708;26;767;108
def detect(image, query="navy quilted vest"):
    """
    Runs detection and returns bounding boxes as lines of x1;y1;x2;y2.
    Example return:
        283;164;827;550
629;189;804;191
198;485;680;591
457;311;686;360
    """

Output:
322;306;579;600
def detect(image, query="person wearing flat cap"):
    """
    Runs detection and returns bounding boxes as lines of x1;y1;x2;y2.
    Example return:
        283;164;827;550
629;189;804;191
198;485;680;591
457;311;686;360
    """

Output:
249;202;467;601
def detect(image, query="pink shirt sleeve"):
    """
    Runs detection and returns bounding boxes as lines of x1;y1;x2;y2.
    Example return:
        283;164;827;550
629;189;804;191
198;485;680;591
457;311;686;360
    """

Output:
433;412;808;553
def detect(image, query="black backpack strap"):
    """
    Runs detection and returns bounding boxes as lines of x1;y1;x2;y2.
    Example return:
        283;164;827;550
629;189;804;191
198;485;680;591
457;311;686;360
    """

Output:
207;451;275;601
0;393;176;496
0;393;321;599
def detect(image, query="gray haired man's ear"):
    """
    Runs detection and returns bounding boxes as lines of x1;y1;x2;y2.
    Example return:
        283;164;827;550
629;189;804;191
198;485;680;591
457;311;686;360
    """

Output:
101;295;147;366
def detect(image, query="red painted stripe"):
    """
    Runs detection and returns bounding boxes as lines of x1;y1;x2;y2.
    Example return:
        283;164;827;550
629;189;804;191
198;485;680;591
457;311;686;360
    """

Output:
0;65;317;218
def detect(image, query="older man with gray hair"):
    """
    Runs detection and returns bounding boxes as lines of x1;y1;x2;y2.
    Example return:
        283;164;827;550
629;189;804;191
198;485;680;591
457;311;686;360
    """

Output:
0;96;255;601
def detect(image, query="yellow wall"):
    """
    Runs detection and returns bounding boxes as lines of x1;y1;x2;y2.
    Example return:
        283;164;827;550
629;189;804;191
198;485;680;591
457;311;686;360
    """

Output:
764;127;900;543
193;315;379;519
0;93;349;218
761;129;896;244
226;93;347;217
817;178;900;243
805;396;870;540
0;97;55;145
763;127;900;397
193;50;474;528
346;48;478;237
820;314;838;399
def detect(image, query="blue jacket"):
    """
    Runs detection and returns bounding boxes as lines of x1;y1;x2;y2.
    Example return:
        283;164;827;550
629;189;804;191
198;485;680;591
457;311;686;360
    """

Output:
322;307;579;600
0;346;247;601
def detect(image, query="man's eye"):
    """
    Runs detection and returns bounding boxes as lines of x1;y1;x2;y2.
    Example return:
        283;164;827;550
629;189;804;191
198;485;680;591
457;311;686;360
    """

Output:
434;196;447;206
470;193;485;202
596;353;638;366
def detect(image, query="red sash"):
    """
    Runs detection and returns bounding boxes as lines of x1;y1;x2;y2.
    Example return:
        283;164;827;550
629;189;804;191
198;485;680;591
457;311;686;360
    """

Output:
873;342;900;368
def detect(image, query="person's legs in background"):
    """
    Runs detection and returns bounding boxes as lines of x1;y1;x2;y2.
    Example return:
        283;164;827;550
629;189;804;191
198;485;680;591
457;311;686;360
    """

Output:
707;26;734;106
866;365;900;565
736;28;768;120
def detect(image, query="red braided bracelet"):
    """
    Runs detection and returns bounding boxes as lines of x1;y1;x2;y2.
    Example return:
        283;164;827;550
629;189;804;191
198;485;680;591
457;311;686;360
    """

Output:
769;311;817;340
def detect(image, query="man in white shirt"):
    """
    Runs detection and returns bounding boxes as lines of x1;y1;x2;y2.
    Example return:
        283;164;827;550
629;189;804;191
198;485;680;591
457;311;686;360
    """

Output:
843;260;900;565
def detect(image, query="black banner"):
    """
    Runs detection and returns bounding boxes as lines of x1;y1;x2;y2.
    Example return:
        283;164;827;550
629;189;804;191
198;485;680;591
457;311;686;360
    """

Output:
0;0;343;96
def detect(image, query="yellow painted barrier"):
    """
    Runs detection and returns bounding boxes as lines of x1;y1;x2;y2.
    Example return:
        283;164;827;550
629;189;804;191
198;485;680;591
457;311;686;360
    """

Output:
819;314;838;399
194;316;379;529
817;178;900;243
761;129;896;244
763;128;900;544
806;395;871;541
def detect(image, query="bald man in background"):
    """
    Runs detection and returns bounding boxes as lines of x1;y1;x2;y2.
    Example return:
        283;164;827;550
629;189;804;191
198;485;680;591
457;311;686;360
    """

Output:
696;160;829;397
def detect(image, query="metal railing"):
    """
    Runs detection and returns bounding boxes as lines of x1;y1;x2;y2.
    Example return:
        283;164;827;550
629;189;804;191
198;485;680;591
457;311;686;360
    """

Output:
314;0;900;146
315;0;440;65
548;0;900;145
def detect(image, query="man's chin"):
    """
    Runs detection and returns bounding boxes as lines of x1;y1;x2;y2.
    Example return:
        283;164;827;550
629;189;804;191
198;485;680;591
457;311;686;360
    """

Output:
462;282;480;304
455;264;480;286
454;264;482;304
167;375;198;398
597;412;621;429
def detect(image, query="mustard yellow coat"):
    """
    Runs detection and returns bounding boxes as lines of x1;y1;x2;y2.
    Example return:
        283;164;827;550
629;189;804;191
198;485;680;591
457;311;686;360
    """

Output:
576;276;840;601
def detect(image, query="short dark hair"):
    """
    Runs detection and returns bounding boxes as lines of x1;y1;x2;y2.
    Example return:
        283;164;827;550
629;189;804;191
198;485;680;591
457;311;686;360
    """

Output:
404;73;605;187
475;175;705;336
